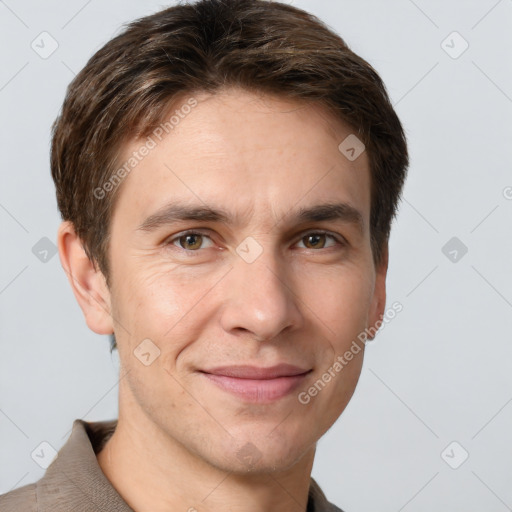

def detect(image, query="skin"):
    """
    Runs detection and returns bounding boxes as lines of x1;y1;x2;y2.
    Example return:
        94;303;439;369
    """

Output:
58;87;388;512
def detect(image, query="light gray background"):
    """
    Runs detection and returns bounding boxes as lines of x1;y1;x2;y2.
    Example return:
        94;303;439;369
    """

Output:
1;0;511;510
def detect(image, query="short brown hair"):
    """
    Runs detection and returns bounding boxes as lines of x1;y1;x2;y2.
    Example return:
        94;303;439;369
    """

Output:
51;0;408;348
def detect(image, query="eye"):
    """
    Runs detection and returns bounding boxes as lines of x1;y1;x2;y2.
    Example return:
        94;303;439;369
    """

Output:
165;229;345;254
296;231;343;250
169;231;215;251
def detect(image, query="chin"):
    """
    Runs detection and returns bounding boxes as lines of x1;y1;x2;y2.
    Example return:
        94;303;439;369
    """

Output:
211;428;313;475
216;450;303;476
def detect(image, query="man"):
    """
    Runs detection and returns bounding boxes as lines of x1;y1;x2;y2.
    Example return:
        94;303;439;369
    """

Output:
0;0;408;510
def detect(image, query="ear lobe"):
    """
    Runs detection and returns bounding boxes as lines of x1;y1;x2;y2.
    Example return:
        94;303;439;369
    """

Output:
57;221;114;335
367;242;389;340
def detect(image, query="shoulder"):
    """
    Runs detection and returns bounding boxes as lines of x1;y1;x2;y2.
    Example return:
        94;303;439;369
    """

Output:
0;482;38;512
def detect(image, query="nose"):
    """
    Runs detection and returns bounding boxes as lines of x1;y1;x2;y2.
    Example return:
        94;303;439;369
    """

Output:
219;248;304;342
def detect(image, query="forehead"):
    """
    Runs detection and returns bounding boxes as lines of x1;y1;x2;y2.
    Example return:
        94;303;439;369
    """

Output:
111;87;371;230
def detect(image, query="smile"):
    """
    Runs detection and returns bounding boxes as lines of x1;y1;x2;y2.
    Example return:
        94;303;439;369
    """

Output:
199;365;312;403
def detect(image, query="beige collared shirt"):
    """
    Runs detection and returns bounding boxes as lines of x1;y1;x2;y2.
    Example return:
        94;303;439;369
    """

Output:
0;419;344;511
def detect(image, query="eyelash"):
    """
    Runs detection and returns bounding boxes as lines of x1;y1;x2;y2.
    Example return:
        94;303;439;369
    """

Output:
165;229;347;253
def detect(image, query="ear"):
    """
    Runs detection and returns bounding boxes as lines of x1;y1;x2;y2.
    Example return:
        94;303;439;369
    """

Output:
57;221;114;335
367;241;389;340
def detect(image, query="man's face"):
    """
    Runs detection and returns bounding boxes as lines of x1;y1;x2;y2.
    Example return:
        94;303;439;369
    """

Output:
105;87;386;473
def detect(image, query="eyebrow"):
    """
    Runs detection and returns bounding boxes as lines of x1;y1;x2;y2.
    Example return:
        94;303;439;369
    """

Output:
136;202;364;233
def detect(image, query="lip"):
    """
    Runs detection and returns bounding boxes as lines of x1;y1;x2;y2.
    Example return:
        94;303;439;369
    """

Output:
201;363;310;379
199;364;312;403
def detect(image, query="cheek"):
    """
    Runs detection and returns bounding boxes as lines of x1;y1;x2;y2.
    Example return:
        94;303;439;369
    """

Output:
111;258;224;352
296;264;375;342
297;270;371;431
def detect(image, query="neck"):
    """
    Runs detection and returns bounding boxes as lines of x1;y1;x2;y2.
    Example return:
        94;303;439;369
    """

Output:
97;386;317;512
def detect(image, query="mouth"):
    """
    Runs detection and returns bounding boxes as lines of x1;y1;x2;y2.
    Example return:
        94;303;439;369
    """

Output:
198;364;313;403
